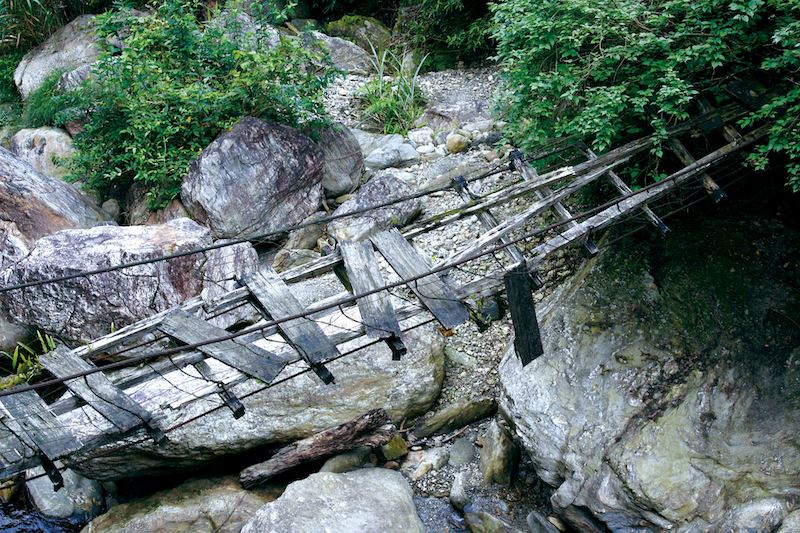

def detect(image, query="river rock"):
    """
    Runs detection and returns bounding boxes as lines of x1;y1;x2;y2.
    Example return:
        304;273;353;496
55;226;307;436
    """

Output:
81;477;277;533
351;130;403;157
327;171;421;242
319;122;364;197
449;437;475;467
303;31;372;75
14;15;100;99
408;127;434;146
2;218;257;343
365;142;420;170
479;419;516;486
499;220;800;531
526;511;560;533
450;470;471;511
446;132;470;154
320;447;373;474
326;15;392;53
9;127;75;179
69;325;443;479
272;248;320;273
284;212;325;250
413;397;497;438
26;468;103;525
242;469;424;533
464;511;524;533
181;117;323;240
778;510;800;533
0;147;108;244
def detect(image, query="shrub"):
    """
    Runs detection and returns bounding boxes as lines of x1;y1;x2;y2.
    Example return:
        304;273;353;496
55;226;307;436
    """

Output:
63;1;334;209
492;0;800;189
357;46;426;134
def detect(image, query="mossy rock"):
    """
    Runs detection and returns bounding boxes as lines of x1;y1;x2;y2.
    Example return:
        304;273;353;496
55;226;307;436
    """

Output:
326;15;391;53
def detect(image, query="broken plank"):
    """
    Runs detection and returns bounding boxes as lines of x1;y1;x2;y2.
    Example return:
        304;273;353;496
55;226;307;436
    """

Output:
243;269;338;384
504;263;544;366
0;390;82;462
39;347;163;441
340;240;406;360
512;154;599;256
159;310;285;385
579;145;669;236
667;138;727;202
371;228;469;329
192;360;245;419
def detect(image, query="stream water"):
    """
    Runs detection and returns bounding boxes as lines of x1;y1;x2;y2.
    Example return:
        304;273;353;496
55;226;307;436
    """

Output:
0;503;77;532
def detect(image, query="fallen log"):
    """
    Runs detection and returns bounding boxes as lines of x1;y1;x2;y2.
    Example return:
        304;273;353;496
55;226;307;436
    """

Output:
239;408;394;488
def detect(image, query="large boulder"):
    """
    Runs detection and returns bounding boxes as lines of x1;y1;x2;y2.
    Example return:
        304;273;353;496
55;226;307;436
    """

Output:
327;171;421;242
319;123;364;197
0;146;107;243
26;468;103;526
68;325;444;480
242;469;425;533
1;218;257;343
302;31;372;75
9;127;75;179
181;117;323;240
81;477;277;533
326;15;392;53
14;15;100;99
499;220;800;531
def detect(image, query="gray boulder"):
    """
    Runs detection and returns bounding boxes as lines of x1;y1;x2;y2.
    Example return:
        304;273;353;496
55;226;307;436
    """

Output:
304;31;372;75
56;63;93;93
327;171;421;242
778;511;800;533
181;117;323;240
319;122;364;197
500;221;800;531
365;142;420;170
326;15;392;53
350;130;404;157
14;15;100;99
0;146;107;243
241;469;425;533
81;477;275;533
69;325;444;480
2;218;257;343
26;467;103;525
9;127;75;179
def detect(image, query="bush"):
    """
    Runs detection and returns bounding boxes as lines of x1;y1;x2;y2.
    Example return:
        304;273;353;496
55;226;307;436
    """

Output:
357;47;426;134
492;0;800;189
63;1;334;209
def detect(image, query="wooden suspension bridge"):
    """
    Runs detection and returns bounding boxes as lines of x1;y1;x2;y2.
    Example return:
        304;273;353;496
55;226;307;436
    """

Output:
0;100;769;489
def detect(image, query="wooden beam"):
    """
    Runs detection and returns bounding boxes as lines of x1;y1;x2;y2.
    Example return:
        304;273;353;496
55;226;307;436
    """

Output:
667;139;727;203
340;240;406;360
371;229;470;329
243;270;338;384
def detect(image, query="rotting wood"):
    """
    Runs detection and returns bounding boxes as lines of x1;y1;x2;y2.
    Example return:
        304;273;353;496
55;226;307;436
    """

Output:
239;408;394;488
512;153;599;256
159;310;285;385
504;263;544;366
371;228;470;329
578;144;669;236
243;269;338;384
667;138;727;202
340;240;406;360
39;347;164;442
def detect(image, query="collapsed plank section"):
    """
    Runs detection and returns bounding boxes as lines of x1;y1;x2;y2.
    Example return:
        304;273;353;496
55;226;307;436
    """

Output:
243;269;338;384
340;240;406;360
39;347;165;441
371;228;470;329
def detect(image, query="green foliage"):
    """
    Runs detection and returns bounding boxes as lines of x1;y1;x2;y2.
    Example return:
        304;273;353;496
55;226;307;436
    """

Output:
492;0;800;188
63;1;333;209
357;46;426;134
0;48;23;127
17;69;88;128
0;331;55;390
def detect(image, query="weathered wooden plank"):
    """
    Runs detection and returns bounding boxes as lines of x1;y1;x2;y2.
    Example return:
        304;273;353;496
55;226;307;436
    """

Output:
0;391;82;462
243;269;337;384
371;228;469;329
697;97;743;145
512;155;599;256
667;138;727;202
39;347;163;441
158;310;285;385
579;145;669;236
528;125;769;263
340;240;406;360
504;263;544;366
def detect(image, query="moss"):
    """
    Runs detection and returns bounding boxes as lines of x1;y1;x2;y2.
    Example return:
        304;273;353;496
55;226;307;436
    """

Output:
325;15;391;52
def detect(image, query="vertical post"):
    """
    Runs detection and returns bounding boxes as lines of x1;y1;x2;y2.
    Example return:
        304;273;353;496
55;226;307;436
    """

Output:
504;262;544;366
